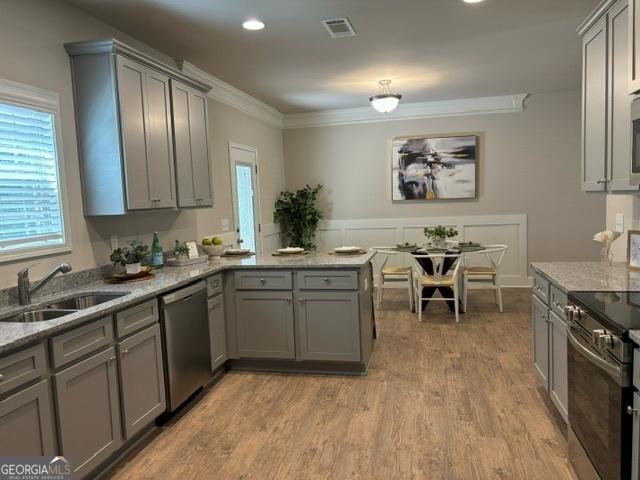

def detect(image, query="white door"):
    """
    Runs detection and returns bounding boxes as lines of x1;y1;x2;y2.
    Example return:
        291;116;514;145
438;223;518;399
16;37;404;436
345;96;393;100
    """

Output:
229;144;260;252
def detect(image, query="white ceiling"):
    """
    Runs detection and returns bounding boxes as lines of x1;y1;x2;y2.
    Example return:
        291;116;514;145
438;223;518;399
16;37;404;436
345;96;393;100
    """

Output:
64;0;600;114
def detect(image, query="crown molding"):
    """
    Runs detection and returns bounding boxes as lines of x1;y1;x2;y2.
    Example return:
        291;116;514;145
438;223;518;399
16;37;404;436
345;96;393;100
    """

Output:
577;0;615;36
178;61;283;128
282;93;530;129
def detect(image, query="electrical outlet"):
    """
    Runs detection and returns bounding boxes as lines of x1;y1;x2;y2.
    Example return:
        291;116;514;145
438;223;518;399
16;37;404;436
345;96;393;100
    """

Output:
616;213;624;232
221;218;230;232
110;235;118;251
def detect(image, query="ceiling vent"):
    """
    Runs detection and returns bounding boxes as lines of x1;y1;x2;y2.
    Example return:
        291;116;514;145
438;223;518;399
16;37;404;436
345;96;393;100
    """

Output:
322;18;356;38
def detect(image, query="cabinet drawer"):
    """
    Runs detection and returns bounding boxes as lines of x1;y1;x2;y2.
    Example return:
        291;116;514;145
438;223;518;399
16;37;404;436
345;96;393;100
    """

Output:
207;274;223;297
51;316;114;368
116;299;159;338
549;285;567;318
235;271;292;290
533;271;550;303
296;270;358;290
0;343;47;395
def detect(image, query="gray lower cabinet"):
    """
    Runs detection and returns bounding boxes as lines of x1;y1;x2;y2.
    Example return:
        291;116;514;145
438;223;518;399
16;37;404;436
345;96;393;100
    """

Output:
531;269;569;423
171;80;213;207
549;310;568;422
295;291;361;362
208;294;227;370
236;291;295;359
55;347;122;478
118;324;166;440
532;295;550;388
633;391;640;479
0;379;55;456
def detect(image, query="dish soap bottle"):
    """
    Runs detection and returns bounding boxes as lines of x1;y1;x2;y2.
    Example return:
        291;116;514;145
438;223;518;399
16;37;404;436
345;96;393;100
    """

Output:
151;232;164;268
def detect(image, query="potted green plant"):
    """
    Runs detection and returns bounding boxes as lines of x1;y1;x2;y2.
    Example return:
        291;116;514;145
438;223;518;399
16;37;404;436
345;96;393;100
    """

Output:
424;226;458;248
273;185;323;250
173;240;190;260
110;241;150;274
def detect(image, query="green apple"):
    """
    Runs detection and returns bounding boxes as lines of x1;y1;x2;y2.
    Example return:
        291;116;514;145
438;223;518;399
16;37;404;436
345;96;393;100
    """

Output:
212;236;223;246
202;237;212;246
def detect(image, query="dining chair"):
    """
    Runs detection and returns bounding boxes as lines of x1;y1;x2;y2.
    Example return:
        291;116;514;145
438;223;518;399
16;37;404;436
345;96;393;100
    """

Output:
412;253;461;323
369;247;413;310
462;245;508;313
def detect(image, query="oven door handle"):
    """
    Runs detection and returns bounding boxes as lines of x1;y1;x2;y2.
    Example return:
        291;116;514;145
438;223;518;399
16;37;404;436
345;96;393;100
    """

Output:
567;323;622;381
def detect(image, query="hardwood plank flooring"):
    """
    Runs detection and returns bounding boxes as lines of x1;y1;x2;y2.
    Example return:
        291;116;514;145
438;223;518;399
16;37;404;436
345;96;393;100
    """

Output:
107;288;575;480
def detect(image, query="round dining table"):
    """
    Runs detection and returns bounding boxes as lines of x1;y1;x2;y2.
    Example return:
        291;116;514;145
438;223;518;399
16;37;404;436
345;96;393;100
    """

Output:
393;244;498;314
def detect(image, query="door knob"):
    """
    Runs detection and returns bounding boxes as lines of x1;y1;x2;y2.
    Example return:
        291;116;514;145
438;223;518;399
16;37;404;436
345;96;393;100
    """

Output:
627;405;638;416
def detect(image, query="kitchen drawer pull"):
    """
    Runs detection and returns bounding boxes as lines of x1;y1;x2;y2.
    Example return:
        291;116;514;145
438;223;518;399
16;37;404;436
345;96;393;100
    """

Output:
323;278;330;283
260;278;266;284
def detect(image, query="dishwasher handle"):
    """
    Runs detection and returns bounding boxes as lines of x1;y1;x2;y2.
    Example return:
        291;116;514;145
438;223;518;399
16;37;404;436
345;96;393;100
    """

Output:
161;281;206;306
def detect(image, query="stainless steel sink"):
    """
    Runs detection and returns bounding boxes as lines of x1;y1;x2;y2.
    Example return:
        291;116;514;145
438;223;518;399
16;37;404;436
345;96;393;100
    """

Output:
44;293;127;310
1;309;78;323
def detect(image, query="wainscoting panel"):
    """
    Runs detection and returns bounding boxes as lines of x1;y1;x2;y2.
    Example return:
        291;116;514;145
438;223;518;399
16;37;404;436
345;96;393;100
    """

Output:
260;214;528;286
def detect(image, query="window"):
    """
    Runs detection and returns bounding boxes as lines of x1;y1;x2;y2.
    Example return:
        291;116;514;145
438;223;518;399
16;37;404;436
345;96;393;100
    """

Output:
0;79;69;262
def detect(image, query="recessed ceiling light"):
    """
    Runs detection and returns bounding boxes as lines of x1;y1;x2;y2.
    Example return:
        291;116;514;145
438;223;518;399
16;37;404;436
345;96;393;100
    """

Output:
242;19;265;31
463;0;484;3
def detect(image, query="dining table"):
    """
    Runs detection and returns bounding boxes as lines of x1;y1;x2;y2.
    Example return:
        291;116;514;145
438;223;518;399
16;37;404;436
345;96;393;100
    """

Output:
393;243;493;313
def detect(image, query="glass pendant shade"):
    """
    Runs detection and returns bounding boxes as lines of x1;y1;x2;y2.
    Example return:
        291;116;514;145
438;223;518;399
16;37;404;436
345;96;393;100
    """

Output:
369;80;402;113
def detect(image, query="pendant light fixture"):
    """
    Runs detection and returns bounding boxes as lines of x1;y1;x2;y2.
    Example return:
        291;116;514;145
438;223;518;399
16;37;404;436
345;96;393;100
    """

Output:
369;80;402;113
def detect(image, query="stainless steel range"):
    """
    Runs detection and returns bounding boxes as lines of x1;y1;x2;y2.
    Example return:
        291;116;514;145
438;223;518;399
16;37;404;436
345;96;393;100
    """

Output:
566;291;636;480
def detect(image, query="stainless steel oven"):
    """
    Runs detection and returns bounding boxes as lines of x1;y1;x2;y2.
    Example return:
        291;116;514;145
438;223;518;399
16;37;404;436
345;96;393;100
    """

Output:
631;98;640;184
565;302;633;480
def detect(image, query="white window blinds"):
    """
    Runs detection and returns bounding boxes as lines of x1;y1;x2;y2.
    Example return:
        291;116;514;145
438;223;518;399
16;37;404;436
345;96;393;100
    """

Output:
0;101;66;254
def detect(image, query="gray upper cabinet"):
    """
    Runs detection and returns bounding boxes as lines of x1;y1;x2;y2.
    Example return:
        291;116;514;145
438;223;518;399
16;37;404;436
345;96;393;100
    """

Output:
0;379;55;456
118;324;166;440
55;347;122;478
65;38;210;216
171;80;213;207
579;1;638;192
295;291;361;362
532;295;550;388
581;14;609;191
236;291;295;359
630;0;640;93
609;0;636;191
208;294;227;370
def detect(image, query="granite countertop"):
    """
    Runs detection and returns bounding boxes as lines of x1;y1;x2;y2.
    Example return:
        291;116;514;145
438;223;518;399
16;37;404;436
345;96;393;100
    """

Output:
0;251;375;354
530;262;640;293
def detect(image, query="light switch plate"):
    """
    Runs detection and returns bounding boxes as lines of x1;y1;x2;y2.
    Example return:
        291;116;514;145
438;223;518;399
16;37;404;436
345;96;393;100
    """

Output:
221;218;230;232
616;213;624;232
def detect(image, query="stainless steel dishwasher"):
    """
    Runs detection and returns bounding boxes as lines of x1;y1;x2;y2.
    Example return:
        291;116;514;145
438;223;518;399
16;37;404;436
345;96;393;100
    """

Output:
160;281;210;412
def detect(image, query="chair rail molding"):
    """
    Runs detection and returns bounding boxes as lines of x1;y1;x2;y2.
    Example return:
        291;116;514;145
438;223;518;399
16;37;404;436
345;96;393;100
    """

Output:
283;94;530;130
178;61;284;128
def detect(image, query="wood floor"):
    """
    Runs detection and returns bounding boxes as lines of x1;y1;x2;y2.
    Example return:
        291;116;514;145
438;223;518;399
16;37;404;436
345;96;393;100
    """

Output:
107;288;576;480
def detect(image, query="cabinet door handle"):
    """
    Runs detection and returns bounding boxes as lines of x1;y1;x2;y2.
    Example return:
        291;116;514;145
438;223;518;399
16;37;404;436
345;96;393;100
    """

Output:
122;349;129;357
627;405;638;416
0;373;4;381
285;297;292;303
108;355;117;362
298;297;304;303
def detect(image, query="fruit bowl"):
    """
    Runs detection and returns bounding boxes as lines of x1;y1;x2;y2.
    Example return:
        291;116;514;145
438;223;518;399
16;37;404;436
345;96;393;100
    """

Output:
202;244;225;257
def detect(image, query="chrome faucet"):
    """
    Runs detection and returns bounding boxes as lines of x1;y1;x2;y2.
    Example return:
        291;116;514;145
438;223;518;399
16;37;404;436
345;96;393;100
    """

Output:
17;262;73;305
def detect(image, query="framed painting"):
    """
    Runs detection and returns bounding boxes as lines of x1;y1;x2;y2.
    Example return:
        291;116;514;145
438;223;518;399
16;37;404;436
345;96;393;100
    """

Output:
391;134;478;201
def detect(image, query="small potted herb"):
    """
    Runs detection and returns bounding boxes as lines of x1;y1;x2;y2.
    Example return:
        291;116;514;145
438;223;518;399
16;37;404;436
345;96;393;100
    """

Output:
110;241;150;274
173;240;190;260
424;226;458;248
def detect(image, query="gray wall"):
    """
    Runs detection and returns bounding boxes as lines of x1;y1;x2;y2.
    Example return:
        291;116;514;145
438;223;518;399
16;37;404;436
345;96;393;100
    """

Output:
282;90;605;263
0;0;285;288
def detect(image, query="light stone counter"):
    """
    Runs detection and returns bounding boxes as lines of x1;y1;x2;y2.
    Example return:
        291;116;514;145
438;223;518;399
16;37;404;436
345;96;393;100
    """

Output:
530;262;640;293
0;251;375;354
